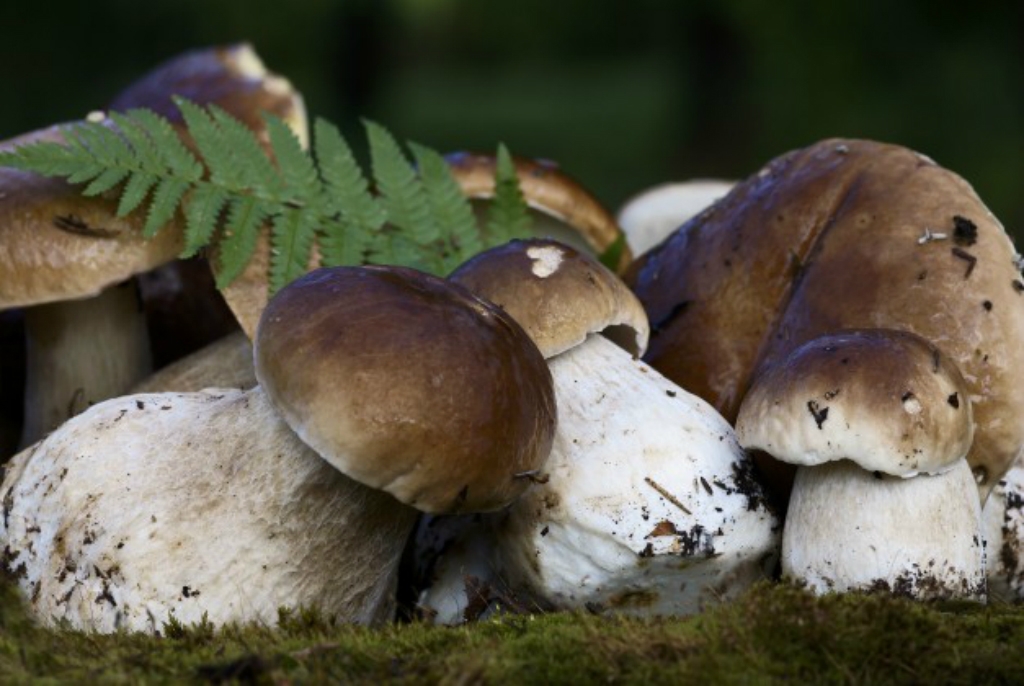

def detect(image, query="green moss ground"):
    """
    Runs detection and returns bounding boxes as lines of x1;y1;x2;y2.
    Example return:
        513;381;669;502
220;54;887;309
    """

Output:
2;577;1023;684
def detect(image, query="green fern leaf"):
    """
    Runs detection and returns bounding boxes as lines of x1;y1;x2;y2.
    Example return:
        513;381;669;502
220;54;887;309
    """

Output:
143;177;190;238
365;121;441;260
314;118;385;238
409;143;482;272
116;171;158;217
207;105;283;195
174;99;237;189
267;116;320;206
486;143;531;244
125;108;203;181
181;184;229;257
319;217;372;267
214;196;272;288
269;207;318;292
81;167;130;197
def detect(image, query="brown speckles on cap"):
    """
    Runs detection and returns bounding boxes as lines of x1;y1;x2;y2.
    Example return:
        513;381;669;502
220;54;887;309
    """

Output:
736;329;973;476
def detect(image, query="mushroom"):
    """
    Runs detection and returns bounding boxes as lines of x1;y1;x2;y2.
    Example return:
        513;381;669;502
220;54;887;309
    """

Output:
415;239;779;622
735;329;985;600
0;44;306;448
616;179;734;256
0;265;556;631
625;139;1024;503
981;457;1024;601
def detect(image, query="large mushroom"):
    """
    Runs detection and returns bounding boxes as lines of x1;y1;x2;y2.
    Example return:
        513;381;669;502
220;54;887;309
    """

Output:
0;44;305;449
0;265;556;631
415;239;779;622
735;329;985;600
625;139;1024;503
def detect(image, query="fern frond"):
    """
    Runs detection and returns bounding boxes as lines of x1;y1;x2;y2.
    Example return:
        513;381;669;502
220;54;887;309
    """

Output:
0;100;537;296
486;143;532;244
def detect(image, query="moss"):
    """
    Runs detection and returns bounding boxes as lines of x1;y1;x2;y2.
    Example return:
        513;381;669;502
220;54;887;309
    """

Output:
2;578;1024;683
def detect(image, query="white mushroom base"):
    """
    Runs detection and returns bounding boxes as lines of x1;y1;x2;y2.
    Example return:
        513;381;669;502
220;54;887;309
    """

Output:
418;335;780;620
982;458;1024;601
0;387;415;633
783;458;985;600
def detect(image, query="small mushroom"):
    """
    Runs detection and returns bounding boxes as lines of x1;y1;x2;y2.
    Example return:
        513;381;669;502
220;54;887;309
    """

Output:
735;329;985;600
415;239;779;621
0;44;305;449
616;179;734;256
0;265;556;631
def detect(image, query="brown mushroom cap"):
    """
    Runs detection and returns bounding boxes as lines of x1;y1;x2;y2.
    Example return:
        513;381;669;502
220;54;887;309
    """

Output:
736;329;974;476
446;152;632;273
254;265;557;514
0;44;305;310
626;138;1024;498
448;238;649;359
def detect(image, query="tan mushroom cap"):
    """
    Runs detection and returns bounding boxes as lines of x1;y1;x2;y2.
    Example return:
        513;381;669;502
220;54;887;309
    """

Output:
448;238;649;359
0;44;306;309
254;265;557;514
446;152;632;273
626;138;1024;498
736;329;974;477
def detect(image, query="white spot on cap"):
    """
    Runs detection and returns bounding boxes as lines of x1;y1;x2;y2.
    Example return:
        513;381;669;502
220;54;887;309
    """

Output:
902;395;922;415
527;245;565;278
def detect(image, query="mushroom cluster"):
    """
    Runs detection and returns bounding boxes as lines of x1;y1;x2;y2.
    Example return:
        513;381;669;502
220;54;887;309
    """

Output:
624;138;1024;601
4;43;1024;636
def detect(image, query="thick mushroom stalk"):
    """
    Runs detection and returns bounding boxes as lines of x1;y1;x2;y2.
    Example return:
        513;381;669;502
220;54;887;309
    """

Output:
0;44;307;448
736;329;984;600
1;387;414;631
493;335;779;615
21;282;150;445
786;459;984;598
415;239;779;621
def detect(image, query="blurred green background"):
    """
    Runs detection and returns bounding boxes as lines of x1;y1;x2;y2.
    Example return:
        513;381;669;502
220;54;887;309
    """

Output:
2;0;1021;237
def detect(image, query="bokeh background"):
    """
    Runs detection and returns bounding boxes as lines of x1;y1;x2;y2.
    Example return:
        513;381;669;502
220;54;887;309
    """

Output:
2;0;1022;236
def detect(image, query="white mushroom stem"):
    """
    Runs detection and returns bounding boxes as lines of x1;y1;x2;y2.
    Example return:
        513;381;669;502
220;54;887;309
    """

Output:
981;457;1024;601
20;281;152;448
1;386;416;632
417;334;779;620
784;458;986;599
